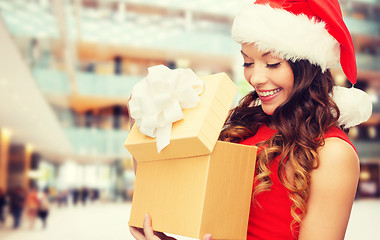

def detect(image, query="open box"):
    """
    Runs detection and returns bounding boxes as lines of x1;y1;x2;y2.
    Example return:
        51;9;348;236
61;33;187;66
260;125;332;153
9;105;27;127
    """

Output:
125;73;257;240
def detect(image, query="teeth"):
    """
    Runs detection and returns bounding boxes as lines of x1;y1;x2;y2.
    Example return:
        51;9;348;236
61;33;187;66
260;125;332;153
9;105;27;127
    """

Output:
258;88;281;97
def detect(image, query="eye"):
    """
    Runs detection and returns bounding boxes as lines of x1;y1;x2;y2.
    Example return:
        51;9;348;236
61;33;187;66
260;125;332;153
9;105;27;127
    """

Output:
243;62;254;68
266;62;280;68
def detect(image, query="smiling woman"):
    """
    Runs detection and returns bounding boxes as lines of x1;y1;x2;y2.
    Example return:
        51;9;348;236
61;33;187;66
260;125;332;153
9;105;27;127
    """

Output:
129;0;372;240
218;0;371;239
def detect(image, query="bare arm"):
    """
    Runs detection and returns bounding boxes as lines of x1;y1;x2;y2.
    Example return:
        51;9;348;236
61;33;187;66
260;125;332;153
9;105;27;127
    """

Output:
299;138;359;240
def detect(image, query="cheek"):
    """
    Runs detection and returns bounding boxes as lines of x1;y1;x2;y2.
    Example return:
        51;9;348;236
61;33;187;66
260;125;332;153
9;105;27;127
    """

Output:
281;70;294;91
243;70;251;85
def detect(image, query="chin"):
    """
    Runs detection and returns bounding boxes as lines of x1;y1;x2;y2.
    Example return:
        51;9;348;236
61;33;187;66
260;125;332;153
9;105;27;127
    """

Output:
261;106;276;116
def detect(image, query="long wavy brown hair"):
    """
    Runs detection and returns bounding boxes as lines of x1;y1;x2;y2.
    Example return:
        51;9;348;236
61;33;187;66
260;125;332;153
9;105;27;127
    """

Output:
219;59;340;230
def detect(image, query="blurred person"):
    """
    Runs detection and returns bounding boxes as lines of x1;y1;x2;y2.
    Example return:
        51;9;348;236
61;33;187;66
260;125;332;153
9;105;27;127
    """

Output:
92;188;100;201
71;188;79;206
62;189;69;206
88;188;94;202
129;0;372;239
89;188;98;202
0;187;7;225
29;38;41;67
25;187;39;229
9;186;25;229
37;188;50;229
80;187;89;206
72;188;80;206
57;189;69;207
48;186;57;203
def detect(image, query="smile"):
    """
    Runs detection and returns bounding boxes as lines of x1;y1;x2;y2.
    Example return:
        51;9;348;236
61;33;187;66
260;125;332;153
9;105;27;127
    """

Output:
257;88;282;97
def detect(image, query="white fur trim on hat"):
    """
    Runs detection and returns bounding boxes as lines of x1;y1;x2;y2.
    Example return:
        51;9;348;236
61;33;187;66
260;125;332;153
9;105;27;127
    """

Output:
333;86;373;128
232;4;340;71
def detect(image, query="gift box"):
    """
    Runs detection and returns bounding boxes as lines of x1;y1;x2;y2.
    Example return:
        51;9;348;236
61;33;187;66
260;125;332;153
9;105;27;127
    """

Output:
124;72;257;240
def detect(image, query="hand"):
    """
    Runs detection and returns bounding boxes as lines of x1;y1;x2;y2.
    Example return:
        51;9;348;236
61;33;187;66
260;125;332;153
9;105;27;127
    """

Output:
129;214;212;240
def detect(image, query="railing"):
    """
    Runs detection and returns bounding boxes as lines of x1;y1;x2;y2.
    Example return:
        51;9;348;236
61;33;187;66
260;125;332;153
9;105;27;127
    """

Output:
115;0;243;16
344;16;380;36
356;54;380;71
33;68;141;97
33;68;71;94
65;127;131;158
76;71;140;97
353;140;380;159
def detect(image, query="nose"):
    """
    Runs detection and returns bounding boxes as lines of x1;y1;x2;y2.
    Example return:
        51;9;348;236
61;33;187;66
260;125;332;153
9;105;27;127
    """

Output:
246;65;268;87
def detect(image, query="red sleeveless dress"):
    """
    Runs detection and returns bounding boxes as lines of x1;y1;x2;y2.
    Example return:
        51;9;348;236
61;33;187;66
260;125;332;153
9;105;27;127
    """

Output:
240;124;356;240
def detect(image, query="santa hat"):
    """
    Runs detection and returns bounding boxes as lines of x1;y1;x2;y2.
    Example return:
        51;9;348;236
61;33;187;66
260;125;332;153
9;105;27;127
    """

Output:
232;0;372;128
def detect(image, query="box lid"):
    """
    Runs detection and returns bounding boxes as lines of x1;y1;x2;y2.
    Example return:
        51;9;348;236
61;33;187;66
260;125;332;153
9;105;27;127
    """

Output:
124;72;237;161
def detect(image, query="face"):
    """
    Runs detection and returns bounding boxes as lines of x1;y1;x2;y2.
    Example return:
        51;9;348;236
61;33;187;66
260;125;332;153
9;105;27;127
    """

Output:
241;43;294;115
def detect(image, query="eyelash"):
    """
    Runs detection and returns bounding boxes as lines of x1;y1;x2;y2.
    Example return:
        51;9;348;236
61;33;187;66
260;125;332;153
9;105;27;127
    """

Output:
242;62;281;68
267;63;280;68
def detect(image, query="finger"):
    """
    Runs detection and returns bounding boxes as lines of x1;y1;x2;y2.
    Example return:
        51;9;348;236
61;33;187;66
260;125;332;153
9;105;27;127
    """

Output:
130;226;146;240
202;233;212;240
143;213;157;240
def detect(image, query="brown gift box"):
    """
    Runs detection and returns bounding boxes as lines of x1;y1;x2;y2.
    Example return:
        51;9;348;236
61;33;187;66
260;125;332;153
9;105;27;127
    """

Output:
124;73;257;240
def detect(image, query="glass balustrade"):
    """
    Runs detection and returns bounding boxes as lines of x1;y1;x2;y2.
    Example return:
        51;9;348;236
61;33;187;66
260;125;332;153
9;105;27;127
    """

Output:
356;54;380;71
31;53;380;98
65;127;131;158
33;68;141;97
344;16;380;36
353;141;380;159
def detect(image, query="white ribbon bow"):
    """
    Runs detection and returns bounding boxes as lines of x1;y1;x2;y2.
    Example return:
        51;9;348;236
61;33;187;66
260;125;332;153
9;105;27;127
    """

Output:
129;65;204;153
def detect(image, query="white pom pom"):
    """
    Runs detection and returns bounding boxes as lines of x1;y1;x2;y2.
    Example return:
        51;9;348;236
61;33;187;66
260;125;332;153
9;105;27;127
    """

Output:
333;86;373;128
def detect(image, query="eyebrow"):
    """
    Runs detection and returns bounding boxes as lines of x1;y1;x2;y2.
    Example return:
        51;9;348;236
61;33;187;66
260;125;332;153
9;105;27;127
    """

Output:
241;50;271;58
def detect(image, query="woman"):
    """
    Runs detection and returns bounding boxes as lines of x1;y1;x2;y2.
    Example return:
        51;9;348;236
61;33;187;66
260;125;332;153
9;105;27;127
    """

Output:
9;186;25;229
218;44;359;239
38;188;50;229
0;187;7;225
25;187;39;229
130;0;372;239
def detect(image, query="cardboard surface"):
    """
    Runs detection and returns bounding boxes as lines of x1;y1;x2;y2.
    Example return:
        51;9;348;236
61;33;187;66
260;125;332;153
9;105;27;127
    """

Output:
129;141;257;240
125;72;257;240
124;73;237;161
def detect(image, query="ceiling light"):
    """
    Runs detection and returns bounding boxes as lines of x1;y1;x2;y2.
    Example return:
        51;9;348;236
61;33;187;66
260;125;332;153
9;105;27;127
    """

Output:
1;128;12;138
26;143;34;153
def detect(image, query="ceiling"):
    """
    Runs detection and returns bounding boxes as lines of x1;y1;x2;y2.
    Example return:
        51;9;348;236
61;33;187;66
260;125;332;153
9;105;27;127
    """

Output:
0;0;238;56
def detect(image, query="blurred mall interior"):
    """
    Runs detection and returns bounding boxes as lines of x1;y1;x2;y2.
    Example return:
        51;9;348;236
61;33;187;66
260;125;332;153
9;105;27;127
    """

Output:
0;0;379;239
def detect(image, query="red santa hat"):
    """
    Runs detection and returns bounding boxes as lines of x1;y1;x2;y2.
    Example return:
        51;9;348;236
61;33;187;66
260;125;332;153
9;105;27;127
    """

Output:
232;0;372;128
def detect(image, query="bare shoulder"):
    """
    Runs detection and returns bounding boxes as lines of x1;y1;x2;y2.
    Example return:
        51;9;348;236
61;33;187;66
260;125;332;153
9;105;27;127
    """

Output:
313;137;360;189
299;137;359;239
317;137;359;173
